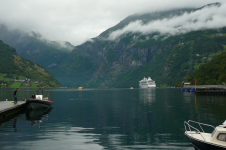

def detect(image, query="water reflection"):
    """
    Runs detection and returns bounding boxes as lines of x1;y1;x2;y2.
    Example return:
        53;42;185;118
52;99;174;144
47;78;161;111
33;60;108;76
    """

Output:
26;107;53;128
139;88;156;104
0;89;197;150
194;95;226;122
0;109;24;128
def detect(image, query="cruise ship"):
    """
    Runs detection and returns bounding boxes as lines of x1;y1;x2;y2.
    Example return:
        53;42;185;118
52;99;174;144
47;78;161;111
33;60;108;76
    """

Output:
139;77;156;88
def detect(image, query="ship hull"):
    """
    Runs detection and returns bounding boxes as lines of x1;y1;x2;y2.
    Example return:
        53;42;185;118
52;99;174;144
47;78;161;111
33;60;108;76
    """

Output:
148;85;156;88
139;84;149;88
139;84;156;88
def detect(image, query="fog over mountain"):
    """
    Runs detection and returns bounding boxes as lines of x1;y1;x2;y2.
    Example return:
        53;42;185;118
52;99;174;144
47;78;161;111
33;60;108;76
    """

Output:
108;3;226;40
0;0;225;46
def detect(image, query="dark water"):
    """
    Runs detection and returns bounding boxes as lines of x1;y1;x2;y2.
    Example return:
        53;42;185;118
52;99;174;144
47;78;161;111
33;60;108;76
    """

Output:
0;88;226;150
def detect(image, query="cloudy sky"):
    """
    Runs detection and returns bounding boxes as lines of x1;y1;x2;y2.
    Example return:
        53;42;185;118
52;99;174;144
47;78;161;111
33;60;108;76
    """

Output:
0;0;225;46
108;2;226;40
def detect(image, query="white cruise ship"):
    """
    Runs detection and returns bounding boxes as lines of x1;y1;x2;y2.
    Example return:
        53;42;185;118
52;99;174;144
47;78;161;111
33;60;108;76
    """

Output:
139;77;156;88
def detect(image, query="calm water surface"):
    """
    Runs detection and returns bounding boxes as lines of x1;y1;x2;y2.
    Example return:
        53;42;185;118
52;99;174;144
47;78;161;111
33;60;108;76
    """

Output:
0;88;226;150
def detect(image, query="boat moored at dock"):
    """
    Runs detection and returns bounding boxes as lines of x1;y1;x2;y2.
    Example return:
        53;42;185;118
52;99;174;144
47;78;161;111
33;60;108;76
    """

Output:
26;96;53;109
184;120;226;150
26;89;53;109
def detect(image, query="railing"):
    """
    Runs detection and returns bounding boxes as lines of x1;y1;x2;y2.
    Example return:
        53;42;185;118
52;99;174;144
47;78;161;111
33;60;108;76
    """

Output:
184;120;215;142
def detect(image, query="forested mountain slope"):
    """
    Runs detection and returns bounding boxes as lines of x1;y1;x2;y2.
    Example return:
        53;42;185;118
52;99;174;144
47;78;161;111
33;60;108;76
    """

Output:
0;40;61;87
181;52;226;86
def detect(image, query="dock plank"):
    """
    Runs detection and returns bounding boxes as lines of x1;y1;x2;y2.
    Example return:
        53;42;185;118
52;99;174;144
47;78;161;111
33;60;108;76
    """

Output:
0;101;26;113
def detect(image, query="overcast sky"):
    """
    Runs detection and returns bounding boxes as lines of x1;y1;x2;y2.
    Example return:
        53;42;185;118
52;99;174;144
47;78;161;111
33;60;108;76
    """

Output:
0;0;225;46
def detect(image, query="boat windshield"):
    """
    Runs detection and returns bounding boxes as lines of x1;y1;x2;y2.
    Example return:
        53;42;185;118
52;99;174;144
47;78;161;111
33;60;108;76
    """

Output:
211;128;217;137
217;133;226;142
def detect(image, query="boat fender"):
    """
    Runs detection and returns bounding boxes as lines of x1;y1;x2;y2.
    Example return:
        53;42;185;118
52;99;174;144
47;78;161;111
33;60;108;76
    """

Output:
48;99;51;101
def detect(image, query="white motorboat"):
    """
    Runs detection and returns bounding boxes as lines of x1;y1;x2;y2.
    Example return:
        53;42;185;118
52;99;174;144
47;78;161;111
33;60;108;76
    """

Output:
184;120;226;150
26;90;53;109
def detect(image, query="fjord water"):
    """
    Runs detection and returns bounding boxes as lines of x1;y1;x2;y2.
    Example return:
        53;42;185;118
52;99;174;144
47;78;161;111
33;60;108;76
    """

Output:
0;88;225;150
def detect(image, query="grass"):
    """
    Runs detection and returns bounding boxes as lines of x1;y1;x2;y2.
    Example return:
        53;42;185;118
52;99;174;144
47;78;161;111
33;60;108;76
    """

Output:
0;73;6;80
209;51;224;57
0;75;4;80
223;45;226;50
10;82;21;88
31;83;37;88
18;75;26;79
4;78;10;81
216;33;226;36
194;64;201;69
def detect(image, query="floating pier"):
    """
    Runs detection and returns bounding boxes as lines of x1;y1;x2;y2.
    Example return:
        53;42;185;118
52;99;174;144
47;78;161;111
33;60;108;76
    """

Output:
195;88;226;95
0;101;26;120
180;87;226;95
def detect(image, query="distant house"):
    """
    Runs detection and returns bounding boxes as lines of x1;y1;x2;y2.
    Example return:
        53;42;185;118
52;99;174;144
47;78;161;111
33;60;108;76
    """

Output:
24;83;31;87
184;82;190;86
14;79;26;82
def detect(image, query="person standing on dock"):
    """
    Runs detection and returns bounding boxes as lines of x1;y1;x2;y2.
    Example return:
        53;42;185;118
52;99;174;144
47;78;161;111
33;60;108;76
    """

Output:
13;88;18;104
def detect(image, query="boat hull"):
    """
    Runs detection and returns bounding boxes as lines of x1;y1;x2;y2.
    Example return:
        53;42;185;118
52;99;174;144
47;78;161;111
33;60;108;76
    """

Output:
185;133;226;150
139;84;149;88
148;85;156;88
139;84;156;88
26;99;53;109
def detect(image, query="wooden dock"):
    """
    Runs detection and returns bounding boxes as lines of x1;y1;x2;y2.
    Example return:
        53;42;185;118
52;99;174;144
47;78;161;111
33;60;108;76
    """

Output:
180;87;226;95
195;88;226;95
0;101;26;120
196;90;226;95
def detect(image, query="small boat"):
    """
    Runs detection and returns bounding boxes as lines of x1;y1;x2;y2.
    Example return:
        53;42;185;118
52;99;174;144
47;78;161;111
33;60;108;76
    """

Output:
185;88;191;92
180;88;185;91
189;89;196;92
26;90;53;109
26;95;53;109
184;120;226;150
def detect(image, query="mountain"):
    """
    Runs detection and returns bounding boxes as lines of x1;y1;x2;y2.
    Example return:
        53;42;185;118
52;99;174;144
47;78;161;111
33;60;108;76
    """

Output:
0;24;74;76
0;40;61;88
56;2;226;87
0;2;225;88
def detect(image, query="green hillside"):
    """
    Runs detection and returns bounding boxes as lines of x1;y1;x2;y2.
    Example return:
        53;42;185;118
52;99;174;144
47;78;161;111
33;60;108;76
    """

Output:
181;52;226;86
0;40;61;88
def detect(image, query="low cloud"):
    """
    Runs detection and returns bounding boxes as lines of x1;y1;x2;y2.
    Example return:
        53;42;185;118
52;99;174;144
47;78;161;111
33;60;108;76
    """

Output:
0;0;225;46
108;3;226;41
